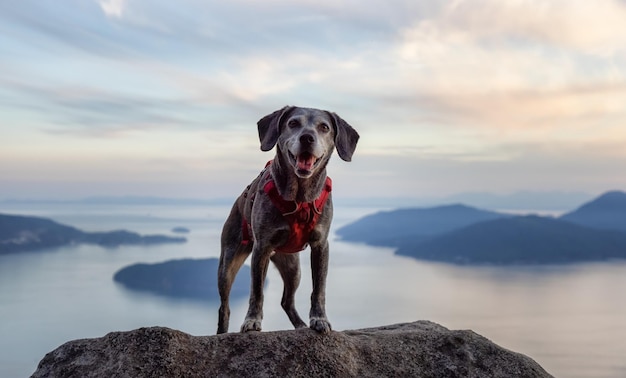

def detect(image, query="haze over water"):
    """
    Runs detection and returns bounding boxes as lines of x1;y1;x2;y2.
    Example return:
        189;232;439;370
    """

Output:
1;202;625;378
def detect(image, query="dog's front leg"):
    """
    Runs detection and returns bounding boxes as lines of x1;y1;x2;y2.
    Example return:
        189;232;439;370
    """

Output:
240;245;272;332
309;240;332;333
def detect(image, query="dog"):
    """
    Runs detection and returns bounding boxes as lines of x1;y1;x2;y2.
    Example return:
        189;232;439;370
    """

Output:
217;106;359;334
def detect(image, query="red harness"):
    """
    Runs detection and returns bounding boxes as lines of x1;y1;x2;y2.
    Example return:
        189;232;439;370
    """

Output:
241;172;332;254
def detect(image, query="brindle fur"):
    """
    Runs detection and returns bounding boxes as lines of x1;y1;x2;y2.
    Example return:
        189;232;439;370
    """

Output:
217;106;359;334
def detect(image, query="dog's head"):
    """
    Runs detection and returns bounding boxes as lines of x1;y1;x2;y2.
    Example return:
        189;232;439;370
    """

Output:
258;106;359;178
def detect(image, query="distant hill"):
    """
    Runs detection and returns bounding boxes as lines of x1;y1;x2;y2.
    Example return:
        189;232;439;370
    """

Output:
337;190;626;265
1;196;231;206
336;204;507;246
113;258;252;300
0;213;186;254
397;215;626;264
0;213;84;253
560;190;626;232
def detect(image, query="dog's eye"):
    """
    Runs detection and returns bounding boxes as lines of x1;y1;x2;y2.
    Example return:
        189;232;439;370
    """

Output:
319;123;330;133
288;119;300;128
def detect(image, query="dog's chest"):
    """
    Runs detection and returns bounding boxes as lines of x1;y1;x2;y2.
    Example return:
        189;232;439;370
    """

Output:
239;168;332;253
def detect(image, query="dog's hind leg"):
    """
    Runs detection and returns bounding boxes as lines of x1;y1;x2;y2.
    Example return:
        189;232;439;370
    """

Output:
217;244;250;334
217;206;251;334
271;253;307;329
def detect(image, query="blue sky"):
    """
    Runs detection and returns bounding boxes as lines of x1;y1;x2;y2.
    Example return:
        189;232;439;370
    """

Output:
1;0;625;200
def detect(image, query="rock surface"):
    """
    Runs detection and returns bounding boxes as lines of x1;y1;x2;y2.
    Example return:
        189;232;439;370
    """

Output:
31;321;552;378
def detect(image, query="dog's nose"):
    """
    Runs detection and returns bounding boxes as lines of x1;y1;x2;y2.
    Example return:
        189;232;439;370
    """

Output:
299;133;315;146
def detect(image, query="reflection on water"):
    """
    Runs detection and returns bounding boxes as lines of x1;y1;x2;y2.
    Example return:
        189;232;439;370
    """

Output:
0;204;625;377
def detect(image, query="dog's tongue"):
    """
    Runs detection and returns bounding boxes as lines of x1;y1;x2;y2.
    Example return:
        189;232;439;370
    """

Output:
297;154;316;171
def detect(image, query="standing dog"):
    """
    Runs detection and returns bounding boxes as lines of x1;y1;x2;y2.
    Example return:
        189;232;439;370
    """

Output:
217;106;359;334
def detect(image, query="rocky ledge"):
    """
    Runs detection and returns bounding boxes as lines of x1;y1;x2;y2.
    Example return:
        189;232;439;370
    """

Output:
31;321;552;378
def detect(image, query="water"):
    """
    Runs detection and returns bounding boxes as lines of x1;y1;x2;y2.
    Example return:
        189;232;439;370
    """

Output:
1;203;625;378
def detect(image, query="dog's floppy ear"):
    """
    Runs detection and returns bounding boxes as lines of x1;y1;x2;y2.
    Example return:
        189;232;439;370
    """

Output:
257;106;293;151
328;112;359;162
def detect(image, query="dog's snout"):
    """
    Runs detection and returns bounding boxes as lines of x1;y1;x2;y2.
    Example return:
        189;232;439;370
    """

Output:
299;133;315;146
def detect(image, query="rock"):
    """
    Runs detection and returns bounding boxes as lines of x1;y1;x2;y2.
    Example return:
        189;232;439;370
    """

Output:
31;321;552;378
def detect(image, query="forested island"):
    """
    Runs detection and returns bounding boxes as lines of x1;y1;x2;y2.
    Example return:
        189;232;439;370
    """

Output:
0;213;186;254
337;191;626;264
114;258;252;300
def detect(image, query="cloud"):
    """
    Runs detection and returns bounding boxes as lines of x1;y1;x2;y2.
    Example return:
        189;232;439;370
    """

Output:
2;0;626;198
370;0;626;150
395;1;626;89
4;1;625;135
98;0;126;18
406;0;626;56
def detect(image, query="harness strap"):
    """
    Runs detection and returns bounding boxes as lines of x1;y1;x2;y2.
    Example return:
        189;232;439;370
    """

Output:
240;169;332;253
241;217;252;246
263;177;332;253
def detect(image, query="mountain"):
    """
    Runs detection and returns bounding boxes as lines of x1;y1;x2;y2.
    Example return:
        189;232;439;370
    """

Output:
332;190;591;210
439;190;592;211
560;190;626;231
1;196;232;206
397;215;626;264
337;191;626;265
336;204;507;246
0;213;186;254
0;213;84;253
113;258;250;300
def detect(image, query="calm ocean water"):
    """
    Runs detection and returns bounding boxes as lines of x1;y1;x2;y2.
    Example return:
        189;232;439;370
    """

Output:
1;202;625;378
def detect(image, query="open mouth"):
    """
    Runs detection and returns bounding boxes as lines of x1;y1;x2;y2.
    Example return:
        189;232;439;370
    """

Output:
289;151;323;174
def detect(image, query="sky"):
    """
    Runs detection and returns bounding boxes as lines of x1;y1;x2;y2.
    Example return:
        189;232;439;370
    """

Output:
1;0;626;201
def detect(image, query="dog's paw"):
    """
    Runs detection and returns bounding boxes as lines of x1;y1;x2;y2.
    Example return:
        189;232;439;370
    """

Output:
240;318;262;333
310;317;332;334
